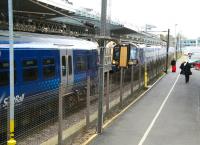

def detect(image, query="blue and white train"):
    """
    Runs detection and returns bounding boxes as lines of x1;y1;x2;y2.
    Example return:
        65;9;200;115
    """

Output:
0;31;100;142
0;31;99;110
112;42;175;67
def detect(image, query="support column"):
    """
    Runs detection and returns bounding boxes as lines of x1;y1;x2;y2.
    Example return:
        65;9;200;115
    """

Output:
97;0;107;134
106;72;110;113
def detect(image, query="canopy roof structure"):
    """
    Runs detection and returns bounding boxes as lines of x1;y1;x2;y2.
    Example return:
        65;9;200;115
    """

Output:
0;0;138;36
0;0;164;45
0;0;74;19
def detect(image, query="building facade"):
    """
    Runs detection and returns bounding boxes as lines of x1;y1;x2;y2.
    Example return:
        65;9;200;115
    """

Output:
181;39;199;47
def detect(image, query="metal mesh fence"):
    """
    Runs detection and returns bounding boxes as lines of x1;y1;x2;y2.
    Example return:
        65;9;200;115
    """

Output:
0;54;175;145
1;88;60;145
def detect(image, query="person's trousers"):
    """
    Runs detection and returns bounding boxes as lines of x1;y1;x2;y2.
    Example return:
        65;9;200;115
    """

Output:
185;75;189;83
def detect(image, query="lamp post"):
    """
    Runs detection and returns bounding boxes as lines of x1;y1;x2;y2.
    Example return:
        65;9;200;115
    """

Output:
175;24;178;60
179;33;181;53
97;0;107;134
165;29;170;73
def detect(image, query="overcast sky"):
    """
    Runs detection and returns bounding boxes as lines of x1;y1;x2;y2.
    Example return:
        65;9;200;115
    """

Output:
62;0;200;38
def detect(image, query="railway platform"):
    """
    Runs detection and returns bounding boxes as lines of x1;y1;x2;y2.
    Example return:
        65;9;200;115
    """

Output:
87;59;200;145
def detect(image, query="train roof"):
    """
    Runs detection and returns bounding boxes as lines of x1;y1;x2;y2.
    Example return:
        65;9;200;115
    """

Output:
0;30;98;50
120;41;137;47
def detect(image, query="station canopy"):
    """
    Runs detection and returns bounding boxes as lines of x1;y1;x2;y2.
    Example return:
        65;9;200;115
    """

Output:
0;0;138;36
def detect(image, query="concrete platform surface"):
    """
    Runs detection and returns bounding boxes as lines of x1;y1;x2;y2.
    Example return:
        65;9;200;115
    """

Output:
89;62;200;145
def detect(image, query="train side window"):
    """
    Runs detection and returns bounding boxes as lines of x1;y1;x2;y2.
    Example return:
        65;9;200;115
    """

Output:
76;56;87;72
23;59;38;82
68;56;72;75
0;61;16;86
62;56;66;76
43;58;55;79
0;61;9;69
0;71;9;86
88;55;96;69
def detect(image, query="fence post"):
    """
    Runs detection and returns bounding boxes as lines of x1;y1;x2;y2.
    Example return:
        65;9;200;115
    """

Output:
86;76;90;128
139;64;141;89
120;67;123;106
131;65;134;95
7;102;10;140
144;62;148;88
155;61;157;77
156;59;158;76
58;83;63;145
106;72;110;114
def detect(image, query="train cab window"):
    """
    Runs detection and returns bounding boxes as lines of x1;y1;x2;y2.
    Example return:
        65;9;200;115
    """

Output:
62;56;66;76
130;48;137;60
76;56;87;72
0;61;16;86
23;59;38;82
68;56;72;75
113;46;120;61
43;58;55;79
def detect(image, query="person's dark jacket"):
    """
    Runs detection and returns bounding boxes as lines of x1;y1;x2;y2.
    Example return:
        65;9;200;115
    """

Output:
184;62;192;75
180;62;185;74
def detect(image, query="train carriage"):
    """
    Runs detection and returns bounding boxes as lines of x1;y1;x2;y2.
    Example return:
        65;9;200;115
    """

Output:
0;31;99;109
111;42;175;67
0;31;99;142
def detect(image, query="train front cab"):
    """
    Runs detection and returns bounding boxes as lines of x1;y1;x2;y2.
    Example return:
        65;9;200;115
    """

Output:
112;43;139;69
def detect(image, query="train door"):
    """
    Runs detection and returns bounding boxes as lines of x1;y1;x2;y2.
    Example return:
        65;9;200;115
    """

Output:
60;49;73;85
67;50;73;84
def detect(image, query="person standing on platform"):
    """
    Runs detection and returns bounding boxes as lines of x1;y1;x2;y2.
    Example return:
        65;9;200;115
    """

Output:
180;61;192;83
183;61;192;83
171;59;176;72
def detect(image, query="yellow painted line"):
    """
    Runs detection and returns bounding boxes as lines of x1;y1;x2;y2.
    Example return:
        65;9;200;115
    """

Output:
81;73;166;145
81;134;98;145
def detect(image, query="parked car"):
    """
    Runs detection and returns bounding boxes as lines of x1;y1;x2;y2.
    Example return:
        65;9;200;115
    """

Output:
193;60;200;70
188;53;200;68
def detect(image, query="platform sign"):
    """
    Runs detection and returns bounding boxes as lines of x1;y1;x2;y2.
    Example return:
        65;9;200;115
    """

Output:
119;46;128;67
